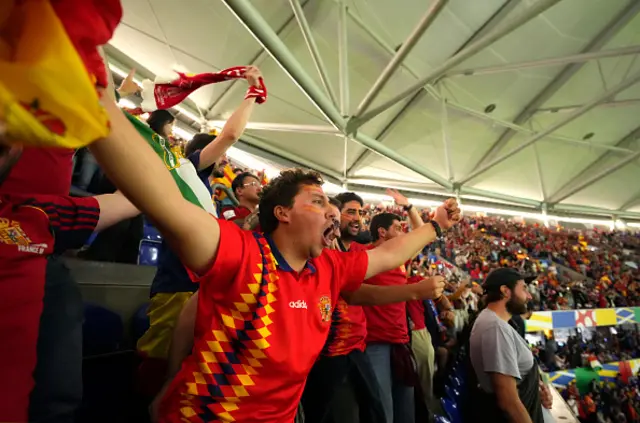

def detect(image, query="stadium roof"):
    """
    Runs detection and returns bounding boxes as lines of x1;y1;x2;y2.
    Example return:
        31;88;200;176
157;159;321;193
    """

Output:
106;0;640;220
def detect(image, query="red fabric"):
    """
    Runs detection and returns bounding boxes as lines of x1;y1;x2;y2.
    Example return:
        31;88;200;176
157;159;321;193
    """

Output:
322;242;369;357
0;147;74;195
363;245;410;345
0;194;98;422
52;0;123;88
406;276;426;331
151;67;267;110
159;221;368;423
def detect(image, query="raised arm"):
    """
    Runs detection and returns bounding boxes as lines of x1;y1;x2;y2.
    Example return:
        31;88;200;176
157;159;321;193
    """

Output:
365;199;460;280
343;276;445;305
386;188;423;230
196;66;262;170
89;97;220;274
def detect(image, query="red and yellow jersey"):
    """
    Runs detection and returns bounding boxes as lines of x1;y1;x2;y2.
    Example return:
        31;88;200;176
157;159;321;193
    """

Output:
363;245;410;345
159;220;368;423
0;194;99;421
322;241;369;357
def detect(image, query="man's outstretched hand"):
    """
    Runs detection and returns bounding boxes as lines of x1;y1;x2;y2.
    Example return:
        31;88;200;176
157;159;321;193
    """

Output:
432;198;461;230
412;275;446;300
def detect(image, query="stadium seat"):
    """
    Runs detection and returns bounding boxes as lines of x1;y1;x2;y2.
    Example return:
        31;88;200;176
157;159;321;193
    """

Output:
82;303;124;356
441;397;461;423
138;240;161;266
434;416;452;423
143;223;162;241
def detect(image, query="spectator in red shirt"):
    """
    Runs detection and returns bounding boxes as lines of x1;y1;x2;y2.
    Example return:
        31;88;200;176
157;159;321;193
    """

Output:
83;97;461;423
303;191;445;423
0;143;139;422
364;211;424;423
221;171;261;230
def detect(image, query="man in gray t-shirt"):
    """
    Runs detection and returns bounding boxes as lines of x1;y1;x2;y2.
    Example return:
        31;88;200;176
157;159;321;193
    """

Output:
470;308;534;392
469;268;544;423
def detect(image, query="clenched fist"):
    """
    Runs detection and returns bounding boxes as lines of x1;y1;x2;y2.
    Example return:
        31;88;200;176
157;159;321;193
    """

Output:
412;275;446;300
432;198;461;230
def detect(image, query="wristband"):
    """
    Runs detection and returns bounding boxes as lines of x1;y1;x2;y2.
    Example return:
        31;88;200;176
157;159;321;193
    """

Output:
430;220;443;239
402;204;413;212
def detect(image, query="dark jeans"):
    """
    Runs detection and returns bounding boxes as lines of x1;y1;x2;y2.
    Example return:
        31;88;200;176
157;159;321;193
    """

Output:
302;350;386;423
29;256;83;423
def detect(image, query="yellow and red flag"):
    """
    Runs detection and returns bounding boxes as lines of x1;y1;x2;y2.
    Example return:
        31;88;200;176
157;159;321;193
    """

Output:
211;163;236;200
0;0;121;148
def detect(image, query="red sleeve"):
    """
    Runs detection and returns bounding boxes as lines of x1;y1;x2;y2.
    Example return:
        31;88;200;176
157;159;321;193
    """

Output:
23;195;100;253
324;249;369;293
186;219;249;290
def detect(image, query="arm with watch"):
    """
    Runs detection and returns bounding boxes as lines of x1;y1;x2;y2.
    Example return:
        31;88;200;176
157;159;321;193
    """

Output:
386;188;423;230
364;198;460;280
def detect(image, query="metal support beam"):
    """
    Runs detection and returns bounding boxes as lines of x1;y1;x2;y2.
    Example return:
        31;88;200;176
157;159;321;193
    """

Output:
220;0;345;131
353;0;448;118
444;44;640;78
240;133;344;180
347;0;562;129
458;70;640;185
547;125;640;203
206;0;311;118
337;1;349;115
208;121;340;135
532;143;547;201
535;98;640;115
288;0;339;107
618;192;640;211
549;151;640;205
350;131;453;189
440;92;453;181
346;91;423;175
345;0;519;174
337;0;350;181
467;0;640;173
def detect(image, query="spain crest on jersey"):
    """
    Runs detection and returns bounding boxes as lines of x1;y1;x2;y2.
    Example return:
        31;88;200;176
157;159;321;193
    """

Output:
318;295;331;322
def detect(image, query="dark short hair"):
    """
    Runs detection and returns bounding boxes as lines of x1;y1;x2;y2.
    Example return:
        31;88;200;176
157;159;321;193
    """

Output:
485;279;519;304
185;133;216;158
258;169;324;234
370;212;401;242
231;172;259;197
334;192;363;210
328;197;342;210
146;110;175;136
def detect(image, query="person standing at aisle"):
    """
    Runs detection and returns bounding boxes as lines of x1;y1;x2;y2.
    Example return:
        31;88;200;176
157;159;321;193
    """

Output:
469;268;545;423
362;191;428;423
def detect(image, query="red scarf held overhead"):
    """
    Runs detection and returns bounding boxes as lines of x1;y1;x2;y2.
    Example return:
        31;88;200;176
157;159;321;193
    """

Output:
145;66;267;111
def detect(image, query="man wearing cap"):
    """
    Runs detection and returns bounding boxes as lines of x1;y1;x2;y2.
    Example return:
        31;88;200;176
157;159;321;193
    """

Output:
469;268;543;423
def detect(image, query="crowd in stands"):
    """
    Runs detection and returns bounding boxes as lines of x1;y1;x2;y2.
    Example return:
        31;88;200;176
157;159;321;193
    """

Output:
532;328;640;372
564;372;640;423
3;4;640;423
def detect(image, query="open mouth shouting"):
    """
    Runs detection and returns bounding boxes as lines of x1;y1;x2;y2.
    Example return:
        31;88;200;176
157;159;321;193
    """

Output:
321;218;340;247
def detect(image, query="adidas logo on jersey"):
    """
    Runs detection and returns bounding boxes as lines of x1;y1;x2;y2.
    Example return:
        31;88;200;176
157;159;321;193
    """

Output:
289;300;308;309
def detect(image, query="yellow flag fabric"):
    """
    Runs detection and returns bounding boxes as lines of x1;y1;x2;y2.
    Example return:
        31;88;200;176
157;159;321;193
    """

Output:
0;0;109;148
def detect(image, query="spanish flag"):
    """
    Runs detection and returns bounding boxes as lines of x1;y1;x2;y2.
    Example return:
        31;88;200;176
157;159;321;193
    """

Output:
0;0;114;148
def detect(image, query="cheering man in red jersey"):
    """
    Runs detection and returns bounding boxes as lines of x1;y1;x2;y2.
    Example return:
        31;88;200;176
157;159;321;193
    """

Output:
66;96;462;423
